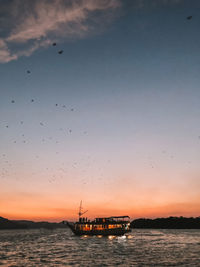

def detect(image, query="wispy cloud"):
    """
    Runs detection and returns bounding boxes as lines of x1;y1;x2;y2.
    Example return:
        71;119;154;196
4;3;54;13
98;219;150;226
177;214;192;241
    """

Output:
0;39;18;63
0;0;121;63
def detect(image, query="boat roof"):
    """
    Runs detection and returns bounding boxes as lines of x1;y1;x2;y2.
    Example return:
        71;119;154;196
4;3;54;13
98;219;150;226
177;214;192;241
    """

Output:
96;216;130;219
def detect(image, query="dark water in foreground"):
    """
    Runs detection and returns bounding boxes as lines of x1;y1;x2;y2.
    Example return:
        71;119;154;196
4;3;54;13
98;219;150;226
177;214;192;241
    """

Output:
0;228;200;266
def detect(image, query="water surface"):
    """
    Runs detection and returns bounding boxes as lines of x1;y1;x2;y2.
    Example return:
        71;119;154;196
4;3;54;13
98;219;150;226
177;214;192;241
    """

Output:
0;228;200;266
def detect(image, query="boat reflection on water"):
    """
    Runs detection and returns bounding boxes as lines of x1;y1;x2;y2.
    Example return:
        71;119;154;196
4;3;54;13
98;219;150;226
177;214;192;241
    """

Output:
108;235;115;240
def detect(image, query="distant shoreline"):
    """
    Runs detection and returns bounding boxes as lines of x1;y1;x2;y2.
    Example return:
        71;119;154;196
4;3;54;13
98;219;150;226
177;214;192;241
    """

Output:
1;216;200;230
130;217;200;229
0;216;67;230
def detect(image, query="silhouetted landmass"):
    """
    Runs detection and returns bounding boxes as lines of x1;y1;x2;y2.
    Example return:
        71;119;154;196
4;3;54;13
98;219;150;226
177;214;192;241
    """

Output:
2;216;200;230
0;216;67;230
131;217;200;229
0;217;28;229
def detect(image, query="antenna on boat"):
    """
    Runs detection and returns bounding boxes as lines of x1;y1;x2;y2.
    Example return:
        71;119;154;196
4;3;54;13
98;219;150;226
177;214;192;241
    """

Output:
78;200;88;219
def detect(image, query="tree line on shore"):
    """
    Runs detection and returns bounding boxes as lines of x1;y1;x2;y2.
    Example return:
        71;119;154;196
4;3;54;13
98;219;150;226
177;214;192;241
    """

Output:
0;216;67;230
130;217;200;229
1;216;200;230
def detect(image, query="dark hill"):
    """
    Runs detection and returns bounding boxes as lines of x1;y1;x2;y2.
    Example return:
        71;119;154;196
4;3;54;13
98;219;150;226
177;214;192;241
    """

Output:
0;217;67;230
131;217;200;229
0;216;27;229
12;220;67;229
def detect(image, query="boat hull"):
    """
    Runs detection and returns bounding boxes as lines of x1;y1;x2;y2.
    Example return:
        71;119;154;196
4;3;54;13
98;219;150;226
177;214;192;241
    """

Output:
67;222;131;236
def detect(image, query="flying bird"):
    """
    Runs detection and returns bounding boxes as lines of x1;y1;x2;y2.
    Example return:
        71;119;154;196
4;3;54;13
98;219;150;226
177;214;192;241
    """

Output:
31;99;34;102
27;70;31;74
58;50;63;54
52;43;57;46
187;16;192;20
11;100;15;103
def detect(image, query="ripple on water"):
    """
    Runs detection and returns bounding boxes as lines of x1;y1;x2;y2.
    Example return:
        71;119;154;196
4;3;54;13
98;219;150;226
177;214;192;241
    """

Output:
0;228;200;266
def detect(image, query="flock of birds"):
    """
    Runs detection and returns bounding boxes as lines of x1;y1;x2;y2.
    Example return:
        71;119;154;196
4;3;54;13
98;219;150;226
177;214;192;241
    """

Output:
6;98;76;135
2;88;96;184
1;14;198;186
26;42;63;74
53;42;63;54
24;16;193;74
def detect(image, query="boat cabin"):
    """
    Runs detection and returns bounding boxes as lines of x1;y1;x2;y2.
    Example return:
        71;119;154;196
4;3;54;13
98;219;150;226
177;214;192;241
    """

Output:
75;216;130;232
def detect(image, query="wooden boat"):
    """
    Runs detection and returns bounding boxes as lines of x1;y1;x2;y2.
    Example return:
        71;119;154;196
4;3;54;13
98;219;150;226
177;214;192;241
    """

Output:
65;202;131;236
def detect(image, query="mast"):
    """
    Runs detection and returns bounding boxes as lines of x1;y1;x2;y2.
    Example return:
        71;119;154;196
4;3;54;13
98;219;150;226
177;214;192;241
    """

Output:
78;200;88;219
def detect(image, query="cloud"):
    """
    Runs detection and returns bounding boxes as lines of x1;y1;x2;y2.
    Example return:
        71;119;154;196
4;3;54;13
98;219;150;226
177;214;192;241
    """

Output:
0;0;121;63
0;39;18;63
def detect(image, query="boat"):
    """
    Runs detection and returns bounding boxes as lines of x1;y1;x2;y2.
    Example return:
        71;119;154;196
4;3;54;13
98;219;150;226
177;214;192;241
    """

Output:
65;201;131;236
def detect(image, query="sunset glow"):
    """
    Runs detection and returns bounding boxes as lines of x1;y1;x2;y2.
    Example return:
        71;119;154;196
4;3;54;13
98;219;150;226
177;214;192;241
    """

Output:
1;0;200;222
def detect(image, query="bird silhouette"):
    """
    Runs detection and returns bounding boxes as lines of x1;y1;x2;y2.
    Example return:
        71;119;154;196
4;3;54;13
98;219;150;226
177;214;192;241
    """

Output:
52;42;57;46
187;16;192;20
58;50;63;54
11;100;15;103
31;99;34;102
27;70;31;74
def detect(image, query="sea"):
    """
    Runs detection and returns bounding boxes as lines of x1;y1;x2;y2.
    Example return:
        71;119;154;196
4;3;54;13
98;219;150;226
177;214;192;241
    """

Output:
0;228;200;266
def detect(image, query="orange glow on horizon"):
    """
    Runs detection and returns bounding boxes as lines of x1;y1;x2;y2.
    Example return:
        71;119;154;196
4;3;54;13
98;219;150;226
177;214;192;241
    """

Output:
1;169;200;222
1;201;200;222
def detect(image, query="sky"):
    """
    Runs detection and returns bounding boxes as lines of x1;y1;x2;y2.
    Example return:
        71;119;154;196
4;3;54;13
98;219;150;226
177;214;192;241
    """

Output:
0;0;200;222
